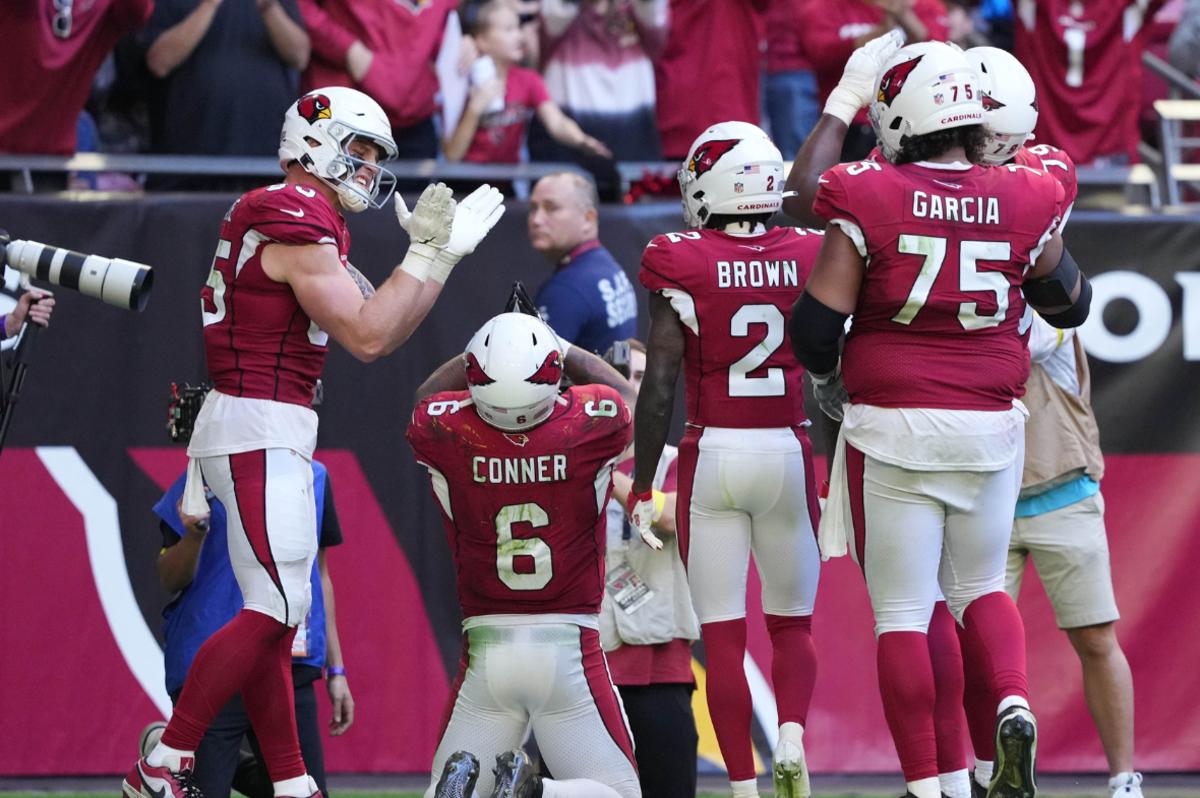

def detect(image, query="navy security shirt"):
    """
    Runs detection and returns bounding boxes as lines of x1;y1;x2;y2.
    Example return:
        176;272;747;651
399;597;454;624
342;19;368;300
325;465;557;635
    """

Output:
536;240;637;354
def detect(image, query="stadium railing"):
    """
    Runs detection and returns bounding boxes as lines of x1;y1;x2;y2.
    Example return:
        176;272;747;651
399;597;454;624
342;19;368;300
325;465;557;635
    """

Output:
0;155;680;196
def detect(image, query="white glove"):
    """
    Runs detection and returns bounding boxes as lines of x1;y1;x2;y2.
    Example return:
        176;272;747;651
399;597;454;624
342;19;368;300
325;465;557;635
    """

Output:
396;183;456;280
810;365;849;422
824;28;906;125
625;487;664;550
429;184;507;284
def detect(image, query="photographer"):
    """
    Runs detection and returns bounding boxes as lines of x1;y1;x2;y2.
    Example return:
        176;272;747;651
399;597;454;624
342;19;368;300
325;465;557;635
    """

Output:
2;290;55;338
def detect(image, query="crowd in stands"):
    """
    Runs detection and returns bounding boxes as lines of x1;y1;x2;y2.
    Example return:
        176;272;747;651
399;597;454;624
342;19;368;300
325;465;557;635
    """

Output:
0;0;1195;195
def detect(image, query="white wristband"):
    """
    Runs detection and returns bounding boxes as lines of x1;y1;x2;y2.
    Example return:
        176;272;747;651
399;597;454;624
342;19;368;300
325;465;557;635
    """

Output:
399;244;437;282
823;85;866;127
428;250;459;285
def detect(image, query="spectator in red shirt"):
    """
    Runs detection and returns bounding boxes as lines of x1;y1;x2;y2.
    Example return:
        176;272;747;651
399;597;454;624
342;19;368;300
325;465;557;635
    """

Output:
765;0;819;156
801;0;949;160
445;1;611;164
654;0;767;160
1015;0;1166;166
0;0;153;156
298;0;457;158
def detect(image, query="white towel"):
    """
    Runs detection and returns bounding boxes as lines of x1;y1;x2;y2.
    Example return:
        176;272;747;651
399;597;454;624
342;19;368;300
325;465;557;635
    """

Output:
181;457;209;517
817;429;851;561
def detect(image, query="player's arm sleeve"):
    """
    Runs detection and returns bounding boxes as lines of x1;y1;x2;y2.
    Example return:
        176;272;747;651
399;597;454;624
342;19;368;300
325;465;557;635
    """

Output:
812;167;868;257
406;399;449;473
319;471;344;548
535;279;588;344
250;190;342;246
638;236;677;293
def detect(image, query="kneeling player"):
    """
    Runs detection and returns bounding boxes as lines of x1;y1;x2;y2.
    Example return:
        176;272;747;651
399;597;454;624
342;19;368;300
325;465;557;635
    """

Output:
407;311;642;798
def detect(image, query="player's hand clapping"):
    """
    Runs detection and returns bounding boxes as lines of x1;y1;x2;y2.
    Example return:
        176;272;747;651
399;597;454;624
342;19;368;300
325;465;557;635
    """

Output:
395;182;456;280
430;184;507;284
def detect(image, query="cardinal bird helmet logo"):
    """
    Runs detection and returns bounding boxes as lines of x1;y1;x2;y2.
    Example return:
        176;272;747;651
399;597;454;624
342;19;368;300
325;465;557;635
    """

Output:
525;350;563;386
877;55;924;107
464;352;495;386
297;93;332;124
687;139;740;178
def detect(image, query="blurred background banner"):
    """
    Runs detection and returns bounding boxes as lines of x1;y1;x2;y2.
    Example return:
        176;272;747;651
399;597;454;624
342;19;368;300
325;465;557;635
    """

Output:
1;195;1197;775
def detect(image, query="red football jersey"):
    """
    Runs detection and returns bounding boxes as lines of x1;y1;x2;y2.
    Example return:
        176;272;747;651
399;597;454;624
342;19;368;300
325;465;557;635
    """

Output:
200;183;350;407
639;227;821;428
1014;0;1164;164
813;158;1066;411
1015;143;1079;211
407;384;632;619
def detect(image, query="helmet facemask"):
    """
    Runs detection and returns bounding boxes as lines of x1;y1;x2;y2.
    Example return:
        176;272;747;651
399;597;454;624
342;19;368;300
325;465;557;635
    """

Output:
279;87;399;213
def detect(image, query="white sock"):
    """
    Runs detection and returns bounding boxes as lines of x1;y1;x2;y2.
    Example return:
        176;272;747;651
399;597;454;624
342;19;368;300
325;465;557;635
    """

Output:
730;777;759;798
939;768;972;798
146;742;193;770
273;774;315;797
906;776;941;798
974;759;994;788
997;694;1030;714
540;779;622;798
777;721;805;748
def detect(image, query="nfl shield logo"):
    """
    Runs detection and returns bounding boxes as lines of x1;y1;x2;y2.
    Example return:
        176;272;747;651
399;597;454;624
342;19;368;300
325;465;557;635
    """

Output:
934;93;946;105
734;182;744;193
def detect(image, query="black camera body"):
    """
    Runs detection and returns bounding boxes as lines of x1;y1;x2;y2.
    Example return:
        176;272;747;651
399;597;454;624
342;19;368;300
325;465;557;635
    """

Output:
167;381;212;444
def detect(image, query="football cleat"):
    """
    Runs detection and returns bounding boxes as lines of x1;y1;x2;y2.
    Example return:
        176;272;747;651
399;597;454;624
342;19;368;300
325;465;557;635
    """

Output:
489;749;541;798
971;775;988;798
435;751;480;798
773;739;812;798
122;757;205;798
987;706;1037;798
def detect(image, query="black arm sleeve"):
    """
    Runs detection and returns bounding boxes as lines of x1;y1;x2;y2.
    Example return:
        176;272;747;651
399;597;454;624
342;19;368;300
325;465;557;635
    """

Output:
790;291;849;376
1026;247;1092;329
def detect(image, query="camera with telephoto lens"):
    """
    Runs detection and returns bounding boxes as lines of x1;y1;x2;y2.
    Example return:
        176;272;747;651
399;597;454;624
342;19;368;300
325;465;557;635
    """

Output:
1;228;154;312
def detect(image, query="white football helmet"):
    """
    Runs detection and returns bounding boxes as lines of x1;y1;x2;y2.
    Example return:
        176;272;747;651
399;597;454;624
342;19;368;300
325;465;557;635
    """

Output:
278;87;398;213
968;46;1039;166
464;312;564;432
868;41;984;163
677;121;784;229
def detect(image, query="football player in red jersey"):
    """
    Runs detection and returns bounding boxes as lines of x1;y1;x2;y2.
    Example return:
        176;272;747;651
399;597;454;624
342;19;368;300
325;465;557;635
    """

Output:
407;311;641;798
790;42;1093;798
630;121;823;798
124;87;505;798
784;36;1088;798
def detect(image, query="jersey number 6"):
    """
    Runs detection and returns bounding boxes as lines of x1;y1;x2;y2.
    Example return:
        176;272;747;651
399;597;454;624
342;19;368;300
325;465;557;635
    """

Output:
494;502;553;591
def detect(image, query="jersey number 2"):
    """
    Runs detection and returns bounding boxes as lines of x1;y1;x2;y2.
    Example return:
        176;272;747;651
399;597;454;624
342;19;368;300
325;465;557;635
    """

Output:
729;304;786;397
494;502;553;591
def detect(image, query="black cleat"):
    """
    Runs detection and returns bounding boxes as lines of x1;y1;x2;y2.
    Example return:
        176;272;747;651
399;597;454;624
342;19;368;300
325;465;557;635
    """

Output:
435;751;480;798
490;749;541;798
988;706;1038;798
971;775;988;798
